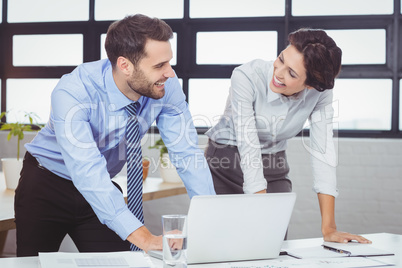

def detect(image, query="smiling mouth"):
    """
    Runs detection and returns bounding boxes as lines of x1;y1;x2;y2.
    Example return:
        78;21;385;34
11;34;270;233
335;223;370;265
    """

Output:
155;81;165;87
273;76;285;87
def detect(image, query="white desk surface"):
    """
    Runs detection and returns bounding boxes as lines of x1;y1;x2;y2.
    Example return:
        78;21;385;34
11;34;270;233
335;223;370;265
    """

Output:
0;172;15;232
0;233;401;267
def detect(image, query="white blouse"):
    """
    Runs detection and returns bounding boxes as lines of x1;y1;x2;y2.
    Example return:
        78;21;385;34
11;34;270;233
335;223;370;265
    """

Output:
206;59;338;196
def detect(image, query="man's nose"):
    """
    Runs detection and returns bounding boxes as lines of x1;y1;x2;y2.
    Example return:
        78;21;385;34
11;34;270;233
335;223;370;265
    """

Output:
164;64;175;78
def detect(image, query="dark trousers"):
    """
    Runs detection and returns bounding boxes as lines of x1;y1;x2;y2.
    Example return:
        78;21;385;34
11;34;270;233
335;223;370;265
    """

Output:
205;140;292;194
14;152;130;257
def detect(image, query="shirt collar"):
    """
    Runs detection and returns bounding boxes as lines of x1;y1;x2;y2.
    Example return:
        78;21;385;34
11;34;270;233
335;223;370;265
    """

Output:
266;67;280;103
267;84;280;103
104;62;135;111
279;88;308;103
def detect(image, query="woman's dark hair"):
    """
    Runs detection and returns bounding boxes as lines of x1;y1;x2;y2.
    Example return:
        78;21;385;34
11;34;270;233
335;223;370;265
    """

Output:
288;28;342;92
105;14;173;68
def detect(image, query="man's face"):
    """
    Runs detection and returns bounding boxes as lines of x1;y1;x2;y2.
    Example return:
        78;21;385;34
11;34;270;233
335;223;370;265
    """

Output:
127;39;175;99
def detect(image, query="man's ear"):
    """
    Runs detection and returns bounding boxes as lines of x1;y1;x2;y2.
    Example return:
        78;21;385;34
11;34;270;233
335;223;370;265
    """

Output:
116;56;132;75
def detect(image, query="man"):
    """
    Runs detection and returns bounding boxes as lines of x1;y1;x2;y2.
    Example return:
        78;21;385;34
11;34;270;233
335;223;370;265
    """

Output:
14;14;216;257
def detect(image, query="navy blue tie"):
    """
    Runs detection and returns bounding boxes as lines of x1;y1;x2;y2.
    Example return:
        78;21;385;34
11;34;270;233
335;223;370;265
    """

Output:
125;102;143;251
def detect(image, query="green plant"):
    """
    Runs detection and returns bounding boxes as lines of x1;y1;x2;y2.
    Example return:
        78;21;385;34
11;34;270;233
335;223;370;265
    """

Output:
0;111;43;160
148;137;168;159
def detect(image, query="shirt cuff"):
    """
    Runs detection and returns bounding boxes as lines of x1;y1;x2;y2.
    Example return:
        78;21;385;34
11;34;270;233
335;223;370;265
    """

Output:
312;184;339;198
106;208;143;240
243;179;267;194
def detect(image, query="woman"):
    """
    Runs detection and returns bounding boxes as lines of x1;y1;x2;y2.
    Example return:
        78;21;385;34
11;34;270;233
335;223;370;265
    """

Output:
205;28;370;243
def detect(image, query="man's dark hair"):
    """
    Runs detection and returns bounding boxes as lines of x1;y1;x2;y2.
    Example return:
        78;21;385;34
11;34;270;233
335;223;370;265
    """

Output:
105;14;173;68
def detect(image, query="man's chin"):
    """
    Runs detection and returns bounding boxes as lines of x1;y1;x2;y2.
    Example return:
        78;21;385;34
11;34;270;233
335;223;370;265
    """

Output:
147;88;165;100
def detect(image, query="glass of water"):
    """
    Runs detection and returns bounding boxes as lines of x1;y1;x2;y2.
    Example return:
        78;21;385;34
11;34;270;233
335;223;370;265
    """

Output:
162;214;187;268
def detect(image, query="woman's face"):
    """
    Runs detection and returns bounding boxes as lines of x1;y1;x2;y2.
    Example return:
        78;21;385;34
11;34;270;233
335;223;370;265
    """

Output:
270;45;312;96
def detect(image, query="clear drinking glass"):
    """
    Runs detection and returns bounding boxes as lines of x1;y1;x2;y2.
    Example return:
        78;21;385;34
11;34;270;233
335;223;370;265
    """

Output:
162;214;187;268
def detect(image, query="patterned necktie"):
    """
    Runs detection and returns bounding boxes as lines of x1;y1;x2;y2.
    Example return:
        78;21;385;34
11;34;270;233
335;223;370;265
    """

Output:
125;102;143;251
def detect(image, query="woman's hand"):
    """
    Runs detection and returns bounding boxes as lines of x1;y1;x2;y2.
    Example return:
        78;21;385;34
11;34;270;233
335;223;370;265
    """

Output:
322;227;372;244
318;194;371;244
254;189;267;194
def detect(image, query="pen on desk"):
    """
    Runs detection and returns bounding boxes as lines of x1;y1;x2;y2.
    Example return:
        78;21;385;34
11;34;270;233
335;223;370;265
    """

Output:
322;245;351;256
280;250;301;259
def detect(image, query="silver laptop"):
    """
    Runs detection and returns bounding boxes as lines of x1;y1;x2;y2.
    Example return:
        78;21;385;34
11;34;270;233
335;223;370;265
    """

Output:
149;192;296;264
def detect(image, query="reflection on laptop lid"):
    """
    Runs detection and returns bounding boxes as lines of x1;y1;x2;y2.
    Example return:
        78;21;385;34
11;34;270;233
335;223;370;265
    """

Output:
149;192;296;264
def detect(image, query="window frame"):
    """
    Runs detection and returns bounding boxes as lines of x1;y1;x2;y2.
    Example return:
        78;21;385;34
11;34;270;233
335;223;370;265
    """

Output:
0;0;401;138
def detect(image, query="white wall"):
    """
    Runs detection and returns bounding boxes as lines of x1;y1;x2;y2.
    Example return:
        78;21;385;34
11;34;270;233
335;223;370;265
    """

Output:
1;132;402;256
286;137;402;239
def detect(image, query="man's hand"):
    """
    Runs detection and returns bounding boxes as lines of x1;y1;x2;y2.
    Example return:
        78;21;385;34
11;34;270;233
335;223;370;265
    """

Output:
127;226;162;252
165;229;185;250
323;226;372;244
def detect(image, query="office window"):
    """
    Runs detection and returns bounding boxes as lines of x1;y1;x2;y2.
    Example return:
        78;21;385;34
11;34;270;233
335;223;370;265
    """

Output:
100;34;107;60
95;0;183;20
1;0;401;138
190;0;285;18
333;79;392;130
326;30;386;64
188;79;230;127
8;0;89;22
100;33;177;66
197;31;278;65
13;35;83;66
292;0;393;16
6;79;58;124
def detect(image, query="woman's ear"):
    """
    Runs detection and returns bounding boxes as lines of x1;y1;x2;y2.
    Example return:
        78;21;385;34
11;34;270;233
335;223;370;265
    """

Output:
306;85;315;90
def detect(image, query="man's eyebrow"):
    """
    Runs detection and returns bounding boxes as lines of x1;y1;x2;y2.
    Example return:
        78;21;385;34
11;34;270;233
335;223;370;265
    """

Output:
153;60;170;68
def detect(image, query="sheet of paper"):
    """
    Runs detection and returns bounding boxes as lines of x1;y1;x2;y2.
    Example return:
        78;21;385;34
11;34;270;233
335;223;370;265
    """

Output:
285;246;346;259
39;251;153;268
225;256;394;268
322;241;394;257
286;242;394;259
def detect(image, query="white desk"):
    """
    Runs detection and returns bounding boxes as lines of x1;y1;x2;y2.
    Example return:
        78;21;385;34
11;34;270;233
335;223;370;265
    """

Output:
0;233;401;267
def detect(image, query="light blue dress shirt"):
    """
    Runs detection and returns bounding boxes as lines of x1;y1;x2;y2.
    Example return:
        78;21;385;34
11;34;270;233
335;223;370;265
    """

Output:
206;59;338;196
26;59;216;241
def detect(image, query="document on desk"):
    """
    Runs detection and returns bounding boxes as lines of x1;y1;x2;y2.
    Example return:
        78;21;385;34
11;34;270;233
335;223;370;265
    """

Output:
322;241;394;257
227;256;394;268
39;251;153;268
285;241;394;259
